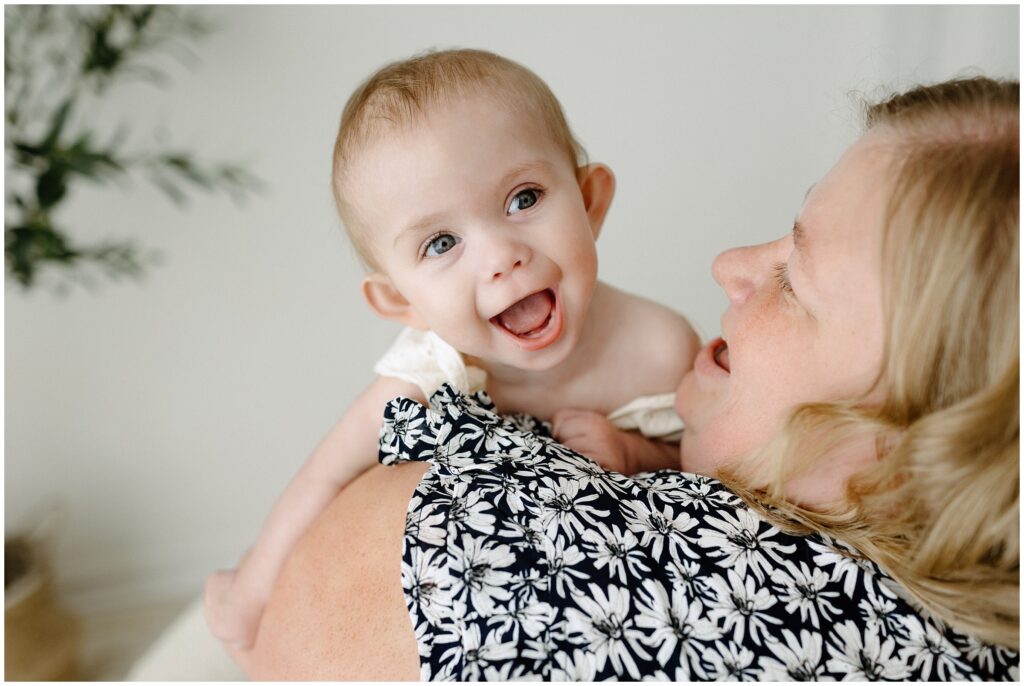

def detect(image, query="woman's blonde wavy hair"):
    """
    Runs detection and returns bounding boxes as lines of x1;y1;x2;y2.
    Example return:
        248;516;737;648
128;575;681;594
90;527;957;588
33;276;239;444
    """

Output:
723;77;1020;649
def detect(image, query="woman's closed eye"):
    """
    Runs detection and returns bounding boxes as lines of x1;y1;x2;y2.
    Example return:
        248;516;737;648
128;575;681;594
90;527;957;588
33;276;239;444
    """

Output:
773;261;795;296
507;187;544;215
421;232;460;258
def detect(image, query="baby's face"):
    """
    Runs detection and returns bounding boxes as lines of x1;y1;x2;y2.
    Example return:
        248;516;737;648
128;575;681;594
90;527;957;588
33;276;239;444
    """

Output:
347;94;600;373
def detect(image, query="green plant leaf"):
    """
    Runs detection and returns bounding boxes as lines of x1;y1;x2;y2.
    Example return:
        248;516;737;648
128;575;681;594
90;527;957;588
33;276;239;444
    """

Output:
13;140;45;163
63;139;124;178
162;154;213;188
5;5;265;290
128;5;156;33
147;171;187;206
81;9;122;77
36;166;69;208
6;222;80;287
40;98;73;153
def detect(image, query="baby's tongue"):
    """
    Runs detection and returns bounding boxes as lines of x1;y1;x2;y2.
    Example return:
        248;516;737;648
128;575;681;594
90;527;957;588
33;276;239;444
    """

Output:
496;290;554;335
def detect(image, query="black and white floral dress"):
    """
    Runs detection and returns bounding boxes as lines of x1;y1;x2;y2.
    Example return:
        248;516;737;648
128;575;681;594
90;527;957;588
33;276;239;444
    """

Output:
379;385;1018;681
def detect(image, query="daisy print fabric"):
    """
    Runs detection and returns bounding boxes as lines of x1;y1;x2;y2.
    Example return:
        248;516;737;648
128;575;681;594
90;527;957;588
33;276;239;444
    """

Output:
379;385;1018;681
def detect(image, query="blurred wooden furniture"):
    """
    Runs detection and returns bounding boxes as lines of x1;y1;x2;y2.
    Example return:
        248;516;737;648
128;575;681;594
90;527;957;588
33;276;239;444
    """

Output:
5;536;82;681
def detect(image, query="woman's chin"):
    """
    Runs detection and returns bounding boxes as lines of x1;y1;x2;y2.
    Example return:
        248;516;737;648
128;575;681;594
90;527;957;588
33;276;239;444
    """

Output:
673;370;700;419
678;432;708;475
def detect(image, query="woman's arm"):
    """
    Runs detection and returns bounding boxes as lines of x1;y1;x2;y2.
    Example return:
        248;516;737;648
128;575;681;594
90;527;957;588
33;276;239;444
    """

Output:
233;460;428;680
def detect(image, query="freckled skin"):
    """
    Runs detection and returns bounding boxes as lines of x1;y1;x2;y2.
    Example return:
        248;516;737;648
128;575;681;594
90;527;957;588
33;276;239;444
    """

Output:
676;130;896;508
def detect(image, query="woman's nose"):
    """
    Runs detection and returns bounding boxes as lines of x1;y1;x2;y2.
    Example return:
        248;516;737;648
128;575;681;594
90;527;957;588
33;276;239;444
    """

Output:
712;244;761;303
712;241;782;307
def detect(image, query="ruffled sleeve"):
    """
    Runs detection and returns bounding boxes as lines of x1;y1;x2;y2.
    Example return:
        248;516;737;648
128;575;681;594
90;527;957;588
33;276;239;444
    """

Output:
378;383;552;467
373;328;487;399
606;392;684;441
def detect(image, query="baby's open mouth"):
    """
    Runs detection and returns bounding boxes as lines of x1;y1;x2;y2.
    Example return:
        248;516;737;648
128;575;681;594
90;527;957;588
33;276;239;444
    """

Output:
713;339;731;372
492;289;556;338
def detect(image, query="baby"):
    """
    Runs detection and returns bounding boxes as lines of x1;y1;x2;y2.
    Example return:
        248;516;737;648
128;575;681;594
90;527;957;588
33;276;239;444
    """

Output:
205;48;700;649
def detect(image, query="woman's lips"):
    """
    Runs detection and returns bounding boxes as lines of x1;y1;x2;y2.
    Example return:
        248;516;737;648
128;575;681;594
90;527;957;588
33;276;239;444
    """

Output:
695;337;730;377
714;339;731;372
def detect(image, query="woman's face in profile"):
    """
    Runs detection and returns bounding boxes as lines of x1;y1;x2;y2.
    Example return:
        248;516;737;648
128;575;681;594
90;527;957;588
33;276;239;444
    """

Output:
676;130;896;493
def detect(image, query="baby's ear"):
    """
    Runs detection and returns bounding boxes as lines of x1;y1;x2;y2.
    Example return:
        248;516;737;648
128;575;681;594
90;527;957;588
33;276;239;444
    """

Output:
362;273;428;330
577;163;616;240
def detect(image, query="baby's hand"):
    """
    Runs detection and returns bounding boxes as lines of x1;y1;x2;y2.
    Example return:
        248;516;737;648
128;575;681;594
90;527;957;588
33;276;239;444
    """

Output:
552;408;629;473
203;568;265;650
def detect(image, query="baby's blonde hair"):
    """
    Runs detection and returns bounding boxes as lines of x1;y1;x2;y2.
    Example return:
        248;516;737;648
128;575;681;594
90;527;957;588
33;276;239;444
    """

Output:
331;49;588;269
725;77;1020;648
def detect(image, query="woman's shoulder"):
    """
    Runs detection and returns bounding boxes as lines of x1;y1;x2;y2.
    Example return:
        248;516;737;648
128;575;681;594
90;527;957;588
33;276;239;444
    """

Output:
241;461;427;680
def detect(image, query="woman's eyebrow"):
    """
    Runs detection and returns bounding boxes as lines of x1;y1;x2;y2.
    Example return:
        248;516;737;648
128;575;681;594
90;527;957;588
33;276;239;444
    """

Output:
794;183;815;258
792;220;814;280
793;220;807;251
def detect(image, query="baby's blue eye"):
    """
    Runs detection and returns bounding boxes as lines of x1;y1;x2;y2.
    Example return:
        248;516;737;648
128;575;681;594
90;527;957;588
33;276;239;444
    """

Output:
423;233;459;258
508;188;541;214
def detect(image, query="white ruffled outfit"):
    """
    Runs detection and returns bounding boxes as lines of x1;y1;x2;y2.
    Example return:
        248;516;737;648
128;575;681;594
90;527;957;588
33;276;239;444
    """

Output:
374;327;684;441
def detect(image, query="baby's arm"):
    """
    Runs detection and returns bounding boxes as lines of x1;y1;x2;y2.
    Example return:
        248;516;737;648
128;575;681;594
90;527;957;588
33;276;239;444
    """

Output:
204;375;425;649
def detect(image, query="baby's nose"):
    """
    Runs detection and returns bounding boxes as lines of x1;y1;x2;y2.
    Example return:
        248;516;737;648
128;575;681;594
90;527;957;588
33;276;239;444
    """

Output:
491;258;523;281
483;236;530;281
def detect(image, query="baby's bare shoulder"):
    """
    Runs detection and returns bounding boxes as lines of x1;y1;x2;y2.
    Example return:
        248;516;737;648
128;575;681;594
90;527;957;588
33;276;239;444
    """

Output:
606;286;702;380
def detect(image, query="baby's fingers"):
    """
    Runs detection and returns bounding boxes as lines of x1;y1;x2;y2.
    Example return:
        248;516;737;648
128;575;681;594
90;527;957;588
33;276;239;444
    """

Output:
204;569;237;606
551;408;602;440
204;569;259;648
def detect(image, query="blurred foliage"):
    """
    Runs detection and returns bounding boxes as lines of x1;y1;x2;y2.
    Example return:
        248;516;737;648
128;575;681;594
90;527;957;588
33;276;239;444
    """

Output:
5;5;263;290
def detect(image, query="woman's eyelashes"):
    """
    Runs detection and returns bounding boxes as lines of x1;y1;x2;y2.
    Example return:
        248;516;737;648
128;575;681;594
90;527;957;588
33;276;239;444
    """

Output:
420;232;460;258
773;261;795;296
507;187;544;215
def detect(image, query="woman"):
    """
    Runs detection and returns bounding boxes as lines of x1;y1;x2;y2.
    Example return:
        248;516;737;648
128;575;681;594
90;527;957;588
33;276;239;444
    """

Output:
236;77;1019;680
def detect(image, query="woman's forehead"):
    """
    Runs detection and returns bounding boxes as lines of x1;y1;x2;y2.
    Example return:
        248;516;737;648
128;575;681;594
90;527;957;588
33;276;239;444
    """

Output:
805;135;893;233
797;135;892;296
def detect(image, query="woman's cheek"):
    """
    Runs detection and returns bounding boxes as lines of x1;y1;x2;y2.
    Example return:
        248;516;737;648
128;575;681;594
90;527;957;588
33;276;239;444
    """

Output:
674;372;699;419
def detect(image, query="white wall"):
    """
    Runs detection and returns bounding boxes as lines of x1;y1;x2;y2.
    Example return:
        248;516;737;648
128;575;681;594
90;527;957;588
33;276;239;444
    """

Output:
5;5;1018;613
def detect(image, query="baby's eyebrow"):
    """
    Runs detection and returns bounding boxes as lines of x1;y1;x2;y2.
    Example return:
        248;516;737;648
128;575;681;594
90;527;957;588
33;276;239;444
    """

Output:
497;159;555;191
394;211;447;249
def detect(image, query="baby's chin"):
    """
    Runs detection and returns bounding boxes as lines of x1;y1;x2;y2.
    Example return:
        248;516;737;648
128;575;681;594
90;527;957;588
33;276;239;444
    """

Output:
474;328;581;375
